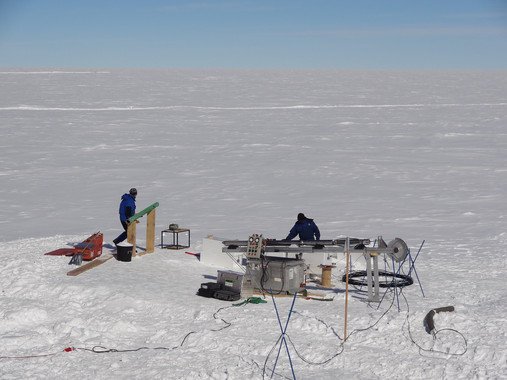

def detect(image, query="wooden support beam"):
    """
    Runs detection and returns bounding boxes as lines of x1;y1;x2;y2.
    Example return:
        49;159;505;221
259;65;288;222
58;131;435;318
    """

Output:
127;221;137;257
146;209;156;253
123;202;159;257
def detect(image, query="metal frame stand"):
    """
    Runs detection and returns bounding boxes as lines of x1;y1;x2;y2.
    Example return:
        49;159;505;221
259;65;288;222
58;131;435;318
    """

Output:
161;228;191;249
270;291;298;380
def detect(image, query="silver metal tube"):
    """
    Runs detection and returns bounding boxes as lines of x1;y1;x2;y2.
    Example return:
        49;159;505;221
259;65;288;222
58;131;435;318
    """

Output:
222;238;370;247
364;251;374;301
373;254;380;302
222;246;366;254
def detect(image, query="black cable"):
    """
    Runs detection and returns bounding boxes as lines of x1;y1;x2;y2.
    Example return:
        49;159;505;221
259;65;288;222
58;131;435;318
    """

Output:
175;331;198;348
78;346;162;354
292;310;343;340
260;256;268;293
74;304;235;355
262;293;397;378
285;333;344;365
210;305;234;331
260;256;285;296
345;288;397;340
0;351;62;360
261;335;295;380
262;334;283;379
333;273;466;358
400;290;467;357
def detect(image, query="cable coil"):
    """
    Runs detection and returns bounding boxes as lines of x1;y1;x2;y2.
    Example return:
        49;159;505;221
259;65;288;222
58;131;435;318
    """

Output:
342;270;413;288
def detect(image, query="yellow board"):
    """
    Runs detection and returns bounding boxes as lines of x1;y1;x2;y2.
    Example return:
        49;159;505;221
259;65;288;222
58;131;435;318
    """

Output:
67;255;114;276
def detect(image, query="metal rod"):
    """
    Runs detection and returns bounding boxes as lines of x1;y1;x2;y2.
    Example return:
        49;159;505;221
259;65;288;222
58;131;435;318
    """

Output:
221;238;368;247
408;240;425;276
373;253;380;301
223;246;366;254
365;250;374;301
270;291;284;378
344;237;350;341
392;257;400;312
408;240;426;297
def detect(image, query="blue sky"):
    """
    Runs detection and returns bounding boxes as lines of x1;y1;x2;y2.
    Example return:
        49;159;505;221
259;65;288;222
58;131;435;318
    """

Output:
1;0;506;69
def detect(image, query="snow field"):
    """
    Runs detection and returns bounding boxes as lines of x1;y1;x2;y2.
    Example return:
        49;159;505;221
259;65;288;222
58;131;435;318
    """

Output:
0;69;506;378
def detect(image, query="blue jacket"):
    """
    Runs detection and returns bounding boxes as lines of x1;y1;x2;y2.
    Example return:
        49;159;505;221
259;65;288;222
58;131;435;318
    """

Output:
119;193;136;222
285;218;321;241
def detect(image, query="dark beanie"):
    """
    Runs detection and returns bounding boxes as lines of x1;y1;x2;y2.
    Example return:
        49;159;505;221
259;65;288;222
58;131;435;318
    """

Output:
297;213;305;221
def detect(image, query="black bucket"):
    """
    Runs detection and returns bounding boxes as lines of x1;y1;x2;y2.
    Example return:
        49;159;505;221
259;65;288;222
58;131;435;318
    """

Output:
116;244;133;262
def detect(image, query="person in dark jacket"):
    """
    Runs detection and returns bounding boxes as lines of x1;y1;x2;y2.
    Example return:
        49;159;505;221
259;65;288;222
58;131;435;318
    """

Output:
285;213;321;241
113;188;137;246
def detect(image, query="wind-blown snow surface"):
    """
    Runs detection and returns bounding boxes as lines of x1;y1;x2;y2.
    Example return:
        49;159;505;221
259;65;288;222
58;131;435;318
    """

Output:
0;69;506;379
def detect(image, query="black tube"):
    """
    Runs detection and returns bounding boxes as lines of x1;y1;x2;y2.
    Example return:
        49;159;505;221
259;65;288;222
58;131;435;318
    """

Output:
341;270;414;288
423;306;455;334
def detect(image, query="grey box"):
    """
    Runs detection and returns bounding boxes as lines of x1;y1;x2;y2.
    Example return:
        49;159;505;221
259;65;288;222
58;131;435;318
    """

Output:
246;257;305;294
217;270;244;293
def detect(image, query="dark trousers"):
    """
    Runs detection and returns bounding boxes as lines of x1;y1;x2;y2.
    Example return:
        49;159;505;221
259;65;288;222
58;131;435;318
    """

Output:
113;221;129;245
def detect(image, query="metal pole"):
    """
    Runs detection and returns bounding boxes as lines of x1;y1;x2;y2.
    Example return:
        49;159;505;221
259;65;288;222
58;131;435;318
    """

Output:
283;293;298;380
344;237;350;341
373;253;380;302
365;251;373;301
392;257;400;312
408;240;424;276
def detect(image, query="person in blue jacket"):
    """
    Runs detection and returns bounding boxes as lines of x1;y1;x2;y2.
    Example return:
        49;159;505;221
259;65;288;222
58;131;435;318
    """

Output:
113;188;137;246
285;213;321;241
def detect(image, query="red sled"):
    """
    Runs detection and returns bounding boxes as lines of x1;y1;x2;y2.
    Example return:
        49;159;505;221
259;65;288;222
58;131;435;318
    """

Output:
45;232;103;261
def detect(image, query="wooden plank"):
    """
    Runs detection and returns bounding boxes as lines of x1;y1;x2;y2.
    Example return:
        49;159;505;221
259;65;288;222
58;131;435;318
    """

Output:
127;222;137;257
252;290;327;299
66;255;114;276
145;209;156;253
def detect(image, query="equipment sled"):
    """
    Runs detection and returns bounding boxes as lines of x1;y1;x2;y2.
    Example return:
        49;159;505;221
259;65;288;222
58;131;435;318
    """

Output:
44;232;103;261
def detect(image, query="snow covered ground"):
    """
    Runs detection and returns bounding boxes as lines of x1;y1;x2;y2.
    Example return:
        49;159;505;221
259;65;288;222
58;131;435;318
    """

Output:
0;69;506;379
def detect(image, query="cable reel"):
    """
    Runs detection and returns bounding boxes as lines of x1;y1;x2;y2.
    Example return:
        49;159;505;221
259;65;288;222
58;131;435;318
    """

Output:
387;238;409;262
